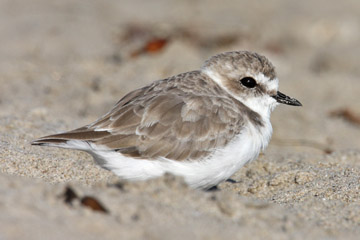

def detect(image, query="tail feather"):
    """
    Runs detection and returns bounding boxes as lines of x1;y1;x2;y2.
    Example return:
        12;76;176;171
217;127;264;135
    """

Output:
31;128;110;148
31;137;80;150
31;138;68;146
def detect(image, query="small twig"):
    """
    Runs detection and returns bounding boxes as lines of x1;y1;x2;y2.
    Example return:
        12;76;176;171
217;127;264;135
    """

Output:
272;138;333;154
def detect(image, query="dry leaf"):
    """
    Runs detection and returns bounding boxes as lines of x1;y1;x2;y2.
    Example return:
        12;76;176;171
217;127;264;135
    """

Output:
60;186;109;214
81;196;109;214
131;38;168;57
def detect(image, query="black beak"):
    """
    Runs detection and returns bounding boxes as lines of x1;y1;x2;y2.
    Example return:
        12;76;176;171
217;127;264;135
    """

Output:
272;91;302;106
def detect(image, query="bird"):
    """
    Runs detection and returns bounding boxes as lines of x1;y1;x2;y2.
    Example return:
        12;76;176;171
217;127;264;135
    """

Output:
32;51;302;189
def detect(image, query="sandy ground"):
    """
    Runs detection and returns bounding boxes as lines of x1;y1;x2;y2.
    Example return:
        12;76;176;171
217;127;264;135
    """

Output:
1;0;360;239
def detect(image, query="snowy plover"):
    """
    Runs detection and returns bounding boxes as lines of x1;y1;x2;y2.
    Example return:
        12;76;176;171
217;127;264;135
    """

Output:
32;51;301;189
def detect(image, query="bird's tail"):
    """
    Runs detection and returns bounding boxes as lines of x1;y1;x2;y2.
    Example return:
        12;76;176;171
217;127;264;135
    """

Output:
31;127;109;150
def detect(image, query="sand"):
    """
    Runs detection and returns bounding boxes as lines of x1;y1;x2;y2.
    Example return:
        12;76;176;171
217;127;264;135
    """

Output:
0;0;359;239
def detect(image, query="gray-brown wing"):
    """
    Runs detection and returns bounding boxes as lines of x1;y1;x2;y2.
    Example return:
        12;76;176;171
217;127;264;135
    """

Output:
90;91;244;161
33;80;246;161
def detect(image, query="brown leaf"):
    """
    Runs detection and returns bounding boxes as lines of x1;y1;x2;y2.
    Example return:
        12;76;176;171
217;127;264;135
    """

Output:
131;38;168;57
60;186;109;214
81;196;109;214
329;108;360;126
145;38;168;52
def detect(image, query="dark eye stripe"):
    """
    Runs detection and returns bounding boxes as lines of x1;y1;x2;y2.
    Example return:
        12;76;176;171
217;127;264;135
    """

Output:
240;77;257;88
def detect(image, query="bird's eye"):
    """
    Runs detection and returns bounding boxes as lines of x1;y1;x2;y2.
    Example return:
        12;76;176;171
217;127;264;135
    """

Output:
240;77;257;88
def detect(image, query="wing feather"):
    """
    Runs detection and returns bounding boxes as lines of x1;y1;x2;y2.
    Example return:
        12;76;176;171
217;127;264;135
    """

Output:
33;71;247;161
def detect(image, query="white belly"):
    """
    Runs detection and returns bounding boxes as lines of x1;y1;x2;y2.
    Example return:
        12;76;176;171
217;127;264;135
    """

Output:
87;120;273;189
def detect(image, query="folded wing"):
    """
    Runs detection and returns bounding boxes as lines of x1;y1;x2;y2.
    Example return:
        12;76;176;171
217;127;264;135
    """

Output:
32;76;245;161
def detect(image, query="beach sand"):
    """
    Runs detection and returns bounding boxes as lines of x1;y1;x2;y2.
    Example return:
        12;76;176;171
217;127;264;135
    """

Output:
1;0;359;239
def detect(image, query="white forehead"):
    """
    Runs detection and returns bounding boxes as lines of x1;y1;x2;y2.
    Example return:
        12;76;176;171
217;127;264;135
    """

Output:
250;72;279;92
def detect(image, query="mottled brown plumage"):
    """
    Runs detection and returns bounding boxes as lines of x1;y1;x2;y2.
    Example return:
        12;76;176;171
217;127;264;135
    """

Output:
33;70;263;161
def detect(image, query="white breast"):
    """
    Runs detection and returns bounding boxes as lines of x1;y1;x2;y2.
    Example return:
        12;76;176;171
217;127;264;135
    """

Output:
164;119;273;188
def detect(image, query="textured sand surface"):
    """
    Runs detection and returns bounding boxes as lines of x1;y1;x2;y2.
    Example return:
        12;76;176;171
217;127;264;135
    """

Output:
1;0;359;239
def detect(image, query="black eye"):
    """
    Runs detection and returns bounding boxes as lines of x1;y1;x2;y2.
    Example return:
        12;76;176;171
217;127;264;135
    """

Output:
240;77;257;88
